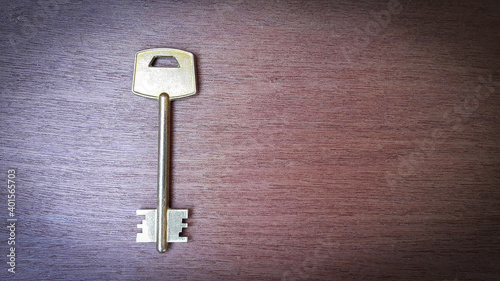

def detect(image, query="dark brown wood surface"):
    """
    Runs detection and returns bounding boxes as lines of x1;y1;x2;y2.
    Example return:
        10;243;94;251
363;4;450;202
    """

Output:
1;0;499;280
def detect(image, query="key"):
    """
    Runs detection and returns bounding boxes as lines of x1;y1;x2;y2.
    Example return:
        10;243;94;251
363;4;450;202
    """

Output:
132;48;196;252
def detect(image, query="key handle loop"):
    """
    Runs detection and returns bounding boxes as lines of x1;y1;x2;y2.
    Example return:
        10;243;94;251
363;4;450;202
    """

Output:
132;48;196;100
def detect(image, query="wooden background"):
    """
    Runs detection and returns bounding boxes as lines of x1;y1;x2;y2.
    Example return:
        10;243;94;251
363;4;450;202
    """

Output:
1;0;499;280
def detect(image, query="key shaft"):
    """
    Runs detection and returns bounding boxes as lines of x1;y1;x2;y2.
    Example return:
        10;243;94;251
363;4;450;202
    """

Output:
157;93;171;252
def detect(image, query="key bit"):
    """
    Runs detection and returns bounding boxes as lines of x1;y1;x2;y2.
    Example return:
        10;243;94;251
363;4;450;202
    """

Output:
132;48;196;253
136;209;188;243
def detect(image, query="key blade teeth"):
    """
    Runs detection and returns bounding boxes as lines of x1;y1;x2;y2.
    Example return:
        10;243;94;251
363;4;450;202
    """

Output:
167;209;189;243
136;209;189;243
136;209;157;243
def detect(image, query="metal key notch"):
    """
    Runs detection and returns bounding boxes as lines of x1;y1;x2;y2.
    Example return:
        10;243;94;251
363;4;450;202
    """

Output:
132;48;196;253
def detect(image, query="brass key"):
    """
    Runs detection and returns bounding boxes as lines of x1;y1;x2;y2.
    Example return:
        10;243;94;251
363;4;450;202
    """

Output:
132;48;196;252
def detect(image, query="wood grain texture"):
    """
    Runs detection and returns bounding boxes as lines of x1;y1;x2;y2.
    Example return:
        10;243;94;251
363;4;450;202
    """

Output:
0;0;499;280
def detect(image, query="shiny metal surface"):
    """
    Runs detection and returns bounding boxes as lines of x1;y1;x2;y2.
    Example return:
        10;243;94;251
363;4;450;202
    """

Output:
157;93;170;252
132;48;196;100
136;209;188;243
133;48;195;253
